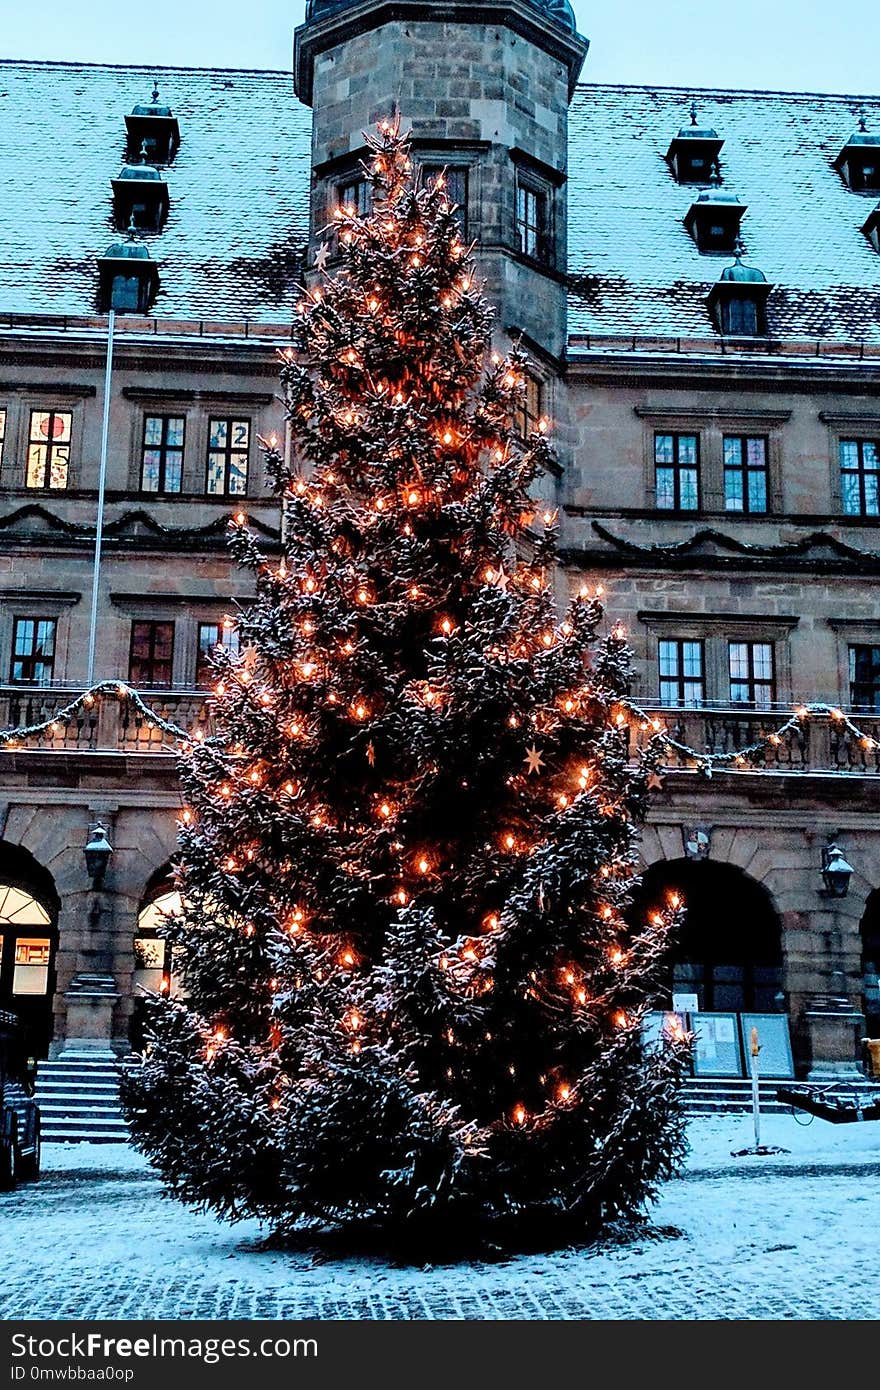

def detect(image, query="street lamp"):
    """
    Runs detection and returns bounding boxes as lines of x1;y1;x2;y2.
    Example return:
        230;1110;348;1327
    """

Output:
821;843;854;899
84;823;113;888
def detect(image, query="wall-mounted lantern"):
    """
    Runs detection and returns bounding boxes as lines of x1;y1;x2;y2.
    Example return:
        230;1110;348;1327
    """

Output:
84;823;113;888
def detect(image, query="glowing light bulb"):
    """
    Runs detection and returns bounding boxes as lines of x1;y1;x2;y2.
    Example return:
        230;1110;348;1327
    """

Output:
512;1104;526;1126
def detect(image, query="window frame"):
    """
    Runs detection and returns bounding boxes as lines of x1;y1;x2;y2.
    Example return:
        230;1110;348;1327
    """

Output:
728;640;776;708
515;175;553;266
196;621;240;688
514;372;543;439
128;620;176;690
205;416;250;498
9;617;57;686
839;438;880;518
849;644;880;711
336;175;371;218
420;163;469;238
658;637;705;707
139;413;186;495
723;434;770;514
654;431;701;512
25;408;73;491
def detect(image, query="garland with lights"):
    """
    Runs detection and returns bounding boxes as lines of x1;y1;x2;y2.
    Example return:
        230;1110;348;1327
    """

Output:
2;682;874;778
0;680;201;748
110;119;695;1241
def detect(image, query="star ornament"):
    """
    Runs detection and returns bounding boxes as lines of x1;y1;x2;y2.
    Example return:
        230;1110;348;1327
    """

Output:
646;771;665;791
313;241;331;272
524;744;545;776
493;564;509;593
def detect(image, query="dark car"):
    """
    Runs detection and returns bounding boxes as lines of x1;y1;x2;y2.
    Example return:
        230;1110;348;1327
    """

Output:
0;1009;41;1189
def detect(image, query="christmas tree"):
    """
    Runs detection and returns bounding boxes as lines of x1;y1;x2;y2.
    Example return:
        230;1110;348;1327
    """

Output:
122;121;688;1243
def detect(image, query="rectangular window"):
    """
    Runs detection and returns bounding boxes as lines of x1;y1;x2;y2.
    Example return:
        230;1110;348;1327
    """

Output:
422;164;468;236
729;641;775;707
515;373;542;438
516;180;550;263
658;639;704;707
13;938;51;997
196;621;241;687
140;415;185;493
206;418;249;497
849;644;880;711
26;409;72;489
128;620;175;688
337;177;371;217
10;617;56;685
840;439;880;517
723;435;769;514
654;432;700;511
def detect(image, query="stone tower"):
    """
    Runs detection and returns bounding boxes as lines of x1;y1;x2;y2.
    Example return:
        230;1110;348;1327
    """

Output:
293;0;588;363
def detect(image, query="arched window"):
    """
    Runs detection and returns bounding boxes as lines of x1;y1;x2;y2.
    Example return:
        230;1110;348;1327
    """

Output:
630;858;784;1014
860;890;880;1038
133;880;186;1000
0;843;60;1058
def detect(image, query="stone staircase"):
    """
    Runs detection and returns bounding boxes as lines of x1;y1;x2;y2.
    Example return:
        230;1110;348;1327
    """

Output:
35;1049;129;1144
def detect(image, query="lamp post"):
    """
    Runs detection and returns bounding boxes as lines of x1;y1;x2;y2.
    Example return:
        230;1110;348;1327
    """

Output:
86;308;115;688
89;230;159;686
84;823;113;889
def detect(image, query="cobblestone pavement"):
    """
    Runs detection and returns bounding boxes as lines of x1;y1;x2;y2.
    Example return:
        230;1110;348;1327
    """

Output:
1;1116;878;1320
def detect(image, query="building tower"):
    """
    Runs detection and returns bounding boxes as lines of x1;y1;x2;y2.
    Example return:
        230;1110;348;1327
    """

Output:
293;0;588;364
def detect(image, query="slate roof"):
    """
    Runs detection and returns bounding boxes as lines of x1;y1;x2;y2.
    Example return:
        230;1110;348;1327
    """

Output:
567;84;880;343
1;60;879;342
0;61;312;324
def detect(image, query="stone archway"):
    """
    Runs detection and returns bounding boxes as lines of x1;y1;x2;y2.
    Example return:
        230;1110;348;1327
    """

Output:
632;857;785;1014
130;863;185;1051
0;842;61;1059
860;888;880;1038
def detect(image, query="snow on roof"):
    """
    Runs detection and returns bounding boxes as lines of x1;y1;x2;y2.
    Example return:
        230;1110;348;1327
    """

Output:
1;61;879;341
0;60;312;324
568;84;880;342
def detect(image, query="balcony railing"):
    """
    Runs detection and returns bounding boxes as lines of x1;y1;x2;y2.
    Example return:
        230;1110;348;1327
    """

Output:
1;687;879;775
0;686;214;755
632;704;880;776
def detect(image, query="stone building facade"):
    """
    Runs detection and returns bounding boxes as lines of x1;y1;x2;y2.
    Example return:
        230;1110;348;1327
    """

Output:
0;0;879;1075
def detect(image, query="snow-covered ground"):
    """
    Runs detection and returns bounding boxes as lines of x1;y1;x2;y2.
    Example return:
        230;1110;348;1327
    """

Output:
1;1115;877;1320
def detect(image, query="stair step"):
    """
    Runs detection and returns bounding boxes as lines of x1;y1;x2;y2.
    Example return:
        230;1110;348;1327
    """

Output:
34;1056;127;1144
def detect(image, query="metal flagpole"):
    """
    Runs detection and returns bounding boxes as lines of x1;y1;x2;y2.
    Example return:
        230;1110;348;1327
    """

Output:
87;307;115;687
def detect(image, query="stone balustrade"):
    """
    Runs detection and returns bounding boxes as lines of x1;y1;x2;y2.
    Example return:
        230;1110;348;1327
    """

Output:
1;687;879;774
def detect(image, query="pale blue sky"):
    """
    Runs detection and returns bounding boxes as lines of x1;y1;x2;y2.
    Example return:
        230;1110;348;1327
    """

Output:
3;0;879;95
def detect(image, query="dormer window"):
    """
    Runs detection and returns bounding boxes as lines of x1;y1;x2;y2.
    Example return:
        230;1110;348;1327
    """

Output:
124;83;180;166
97;238;160;313
707;244;772;337
863;203;880;252
666;101;724;185
684;184;747;253
835;112;880;192
111;151;169;232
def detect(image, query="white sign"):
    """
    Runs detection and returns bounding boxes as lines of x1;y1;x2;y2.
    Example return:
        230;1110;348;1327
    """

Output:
673;992;699;1014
